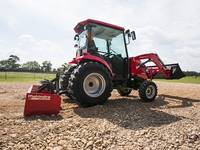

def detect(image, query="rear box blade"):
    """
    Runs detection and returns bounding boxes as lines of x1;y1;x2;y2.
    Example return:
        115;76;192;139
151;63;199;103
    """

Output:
165;63;185;79
24;85;61;117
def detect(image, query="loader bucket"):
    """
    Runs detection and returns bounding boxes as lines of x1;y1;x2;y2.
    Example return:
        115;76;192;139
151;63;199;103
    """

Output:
24;85;61;116
165;63;185;79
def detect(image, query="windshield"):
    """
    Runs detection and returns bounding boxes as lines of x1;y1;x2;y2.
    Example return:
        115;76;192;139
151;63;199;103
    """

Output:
92;24;127;58
75;24;127;58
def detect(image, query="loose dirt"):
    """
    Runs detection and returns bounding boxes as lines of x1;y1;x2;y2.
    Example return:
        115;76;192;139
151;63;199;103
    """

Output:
0;82;200;150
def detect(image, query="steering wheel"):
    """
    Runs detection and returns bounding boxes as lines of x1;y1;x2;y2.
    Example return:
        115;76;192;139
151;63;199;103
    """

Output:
97;51;110;57
103;52;116;58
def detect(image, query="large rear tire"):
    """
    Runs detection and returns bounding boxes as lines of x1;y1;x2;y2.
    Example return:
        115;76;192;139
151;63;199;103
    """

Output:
139;81;157;102
68;62;112;106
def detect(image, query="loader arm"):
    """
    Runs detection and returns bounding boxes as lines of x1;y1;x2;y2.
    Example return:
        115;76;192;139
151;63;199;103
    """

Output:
132;53;184;79
134;53;170;78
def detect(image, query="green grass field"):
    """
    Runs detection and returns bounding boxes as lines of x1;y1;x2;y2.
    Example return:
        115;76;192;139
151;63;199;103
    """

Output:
0;72;55;82
155;76;200;84
0;72;200;84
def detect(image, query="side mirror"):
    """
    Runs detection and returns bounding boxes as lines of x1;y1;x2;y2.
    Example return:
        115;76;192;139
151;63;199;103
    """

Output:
131;31;136;40
125;29;131;45
125;29;129;33
74;34;79;40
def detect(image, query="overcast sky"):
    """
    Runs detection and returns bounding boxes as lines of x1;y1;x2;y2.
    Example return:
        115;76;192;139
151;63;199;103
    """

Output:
0;0;200;71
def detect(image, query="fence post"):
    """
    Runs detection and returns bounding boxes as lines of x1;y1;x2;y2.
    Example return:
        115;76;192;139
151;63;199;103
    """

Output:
34;72;36;80
5;71;7;80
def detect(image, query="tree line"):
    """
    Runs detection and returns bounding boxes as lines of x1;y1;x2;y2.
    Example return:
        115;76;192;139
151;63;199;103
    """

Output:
0;55;199;76
183;71;200;76
0;55;55;73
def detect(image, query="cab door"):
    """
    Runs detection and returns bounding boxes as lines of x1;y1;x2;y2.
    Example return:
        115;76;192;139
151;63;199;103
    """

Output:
92;33;128;81
108;33;129;80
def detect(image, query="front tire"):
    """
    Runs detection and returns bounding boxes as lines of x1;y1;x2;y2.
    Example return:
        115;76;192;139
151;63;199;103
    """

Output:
139;81;157;102
68;62;112;106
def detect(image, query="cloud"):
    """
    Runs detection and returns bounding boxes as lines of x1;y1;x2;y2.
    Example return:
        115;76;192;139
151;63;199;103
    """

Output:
18;34;35;43
0;0;200;71
0;34;71;68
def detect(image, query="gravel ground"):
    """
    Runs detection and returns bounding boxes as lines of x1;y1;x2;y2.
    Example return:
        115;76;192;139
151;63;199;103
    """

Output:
0;82;200;150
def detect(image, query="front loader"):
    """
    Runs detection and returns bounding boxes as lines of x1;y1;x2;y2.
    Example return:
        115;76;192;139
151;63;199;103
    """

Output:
24;19;185;116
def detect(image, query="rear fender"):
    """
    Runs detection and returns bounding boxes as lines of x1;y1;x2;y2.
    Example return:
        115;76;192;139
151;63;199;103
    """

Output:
69;53;113;77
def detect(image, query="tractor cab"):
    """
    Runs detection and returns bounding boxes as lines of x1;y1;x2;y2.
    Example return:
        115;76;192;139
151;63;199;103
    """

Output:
74;19;136;81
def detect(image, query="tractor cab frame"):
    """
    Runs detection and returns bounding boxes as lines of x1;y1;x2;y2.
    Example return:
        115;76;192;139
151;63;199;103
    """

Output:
72;19;137;84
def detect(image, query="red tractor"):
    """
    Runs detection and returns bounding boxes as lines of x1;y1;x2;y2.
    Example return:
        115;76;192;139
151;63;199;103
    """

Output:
37;19;185;107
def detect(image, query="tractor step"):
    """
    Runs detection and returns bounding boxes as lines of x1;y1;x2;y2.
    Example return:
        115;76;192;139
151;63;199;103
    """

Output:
165;63;185;79
24;85;61;116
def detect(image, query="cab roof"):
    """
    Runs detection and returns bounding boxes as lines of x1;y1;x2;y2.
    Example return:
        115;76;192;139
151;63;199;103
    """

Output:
74;19;125;33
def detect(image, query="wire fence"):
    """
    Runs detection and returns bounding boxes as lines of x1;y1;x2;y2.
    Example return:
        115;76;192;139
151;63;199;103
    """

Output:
0;71;55;82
